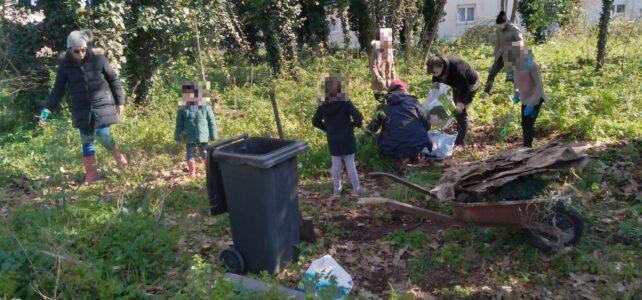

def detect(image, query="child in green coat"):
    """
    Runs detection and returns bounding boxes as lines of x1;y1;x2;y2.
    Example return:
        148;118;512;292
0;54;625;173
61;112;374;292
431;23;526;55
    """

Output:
175;81;218;176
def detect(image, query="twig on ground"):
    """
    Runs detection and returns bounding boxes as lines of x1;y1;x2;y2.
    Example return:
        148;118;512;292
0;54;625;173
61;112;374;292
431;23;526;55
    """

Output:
14;237;54;299
155;183;169;221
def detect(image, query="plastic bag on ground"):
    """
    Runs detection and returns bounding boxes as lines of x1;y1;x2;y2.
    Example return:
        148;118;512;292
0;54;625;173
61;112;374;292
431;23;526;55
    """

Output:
423;131;457;160
423;83;455;129
299;255;353;299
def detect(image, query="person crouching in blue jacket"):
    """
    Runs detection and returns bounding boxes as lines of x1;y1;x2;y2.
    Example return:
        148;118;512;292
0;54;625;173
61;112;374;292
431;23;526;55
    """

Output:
312;75;365;198
367;80;433;170
175;81;218;177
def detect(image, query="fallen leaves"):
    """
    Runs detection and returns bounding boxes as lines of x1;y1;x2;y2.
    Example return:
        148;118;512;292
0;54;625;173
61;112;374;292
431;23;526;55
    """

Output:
392;245;408;267
564;273;609;299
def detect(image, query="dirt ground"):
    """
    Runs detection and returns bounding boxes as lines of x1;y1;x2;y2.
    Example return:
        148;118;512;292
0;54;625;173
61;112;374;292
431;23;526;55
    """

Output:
3;132;639;299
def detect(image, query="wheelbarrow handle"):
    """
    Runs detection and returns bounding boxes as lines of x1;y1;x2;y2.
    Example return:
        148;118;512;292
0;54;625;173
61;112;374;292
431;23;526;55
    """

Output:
207;133;249;150
368;172;433;196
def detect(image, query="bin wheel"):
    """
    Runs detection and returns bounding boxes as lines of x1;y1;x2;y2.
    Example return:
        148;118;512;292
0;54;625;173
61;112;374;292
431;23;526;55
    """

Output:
219;246;245;273
526;205;584;252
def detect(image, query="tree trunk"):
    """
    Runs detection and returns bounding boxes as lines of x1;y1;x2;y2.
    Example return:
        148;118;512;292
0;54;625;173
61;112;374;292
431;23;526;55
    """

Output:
403;1;422;61
404;16;412;61
596;0;613;70
263;0;300;74
193;17;207;83
367;0;381;40
510;0;518;22
501;0;507;11
423;0;446;63
387;0;404;47
339;0;352;49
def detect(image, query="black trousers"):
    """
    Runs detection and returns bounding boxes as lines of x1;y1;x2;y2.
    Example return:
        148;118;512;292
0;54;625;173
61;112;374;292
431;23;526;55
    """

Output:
453;88;476;146
484;56;514;94
521;100;543;148
454;108;468;146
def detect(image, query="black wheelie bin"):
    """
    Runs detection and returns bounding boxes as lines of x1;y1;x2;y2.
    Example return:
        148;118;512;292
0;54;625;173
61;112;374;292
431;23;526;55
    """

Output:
206;134;308;274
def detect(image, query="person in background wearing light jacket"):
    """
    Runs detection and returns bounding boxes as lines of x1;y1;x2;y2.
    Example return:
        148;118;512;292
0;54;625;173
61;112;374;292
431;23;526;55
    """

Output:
484;11;524;95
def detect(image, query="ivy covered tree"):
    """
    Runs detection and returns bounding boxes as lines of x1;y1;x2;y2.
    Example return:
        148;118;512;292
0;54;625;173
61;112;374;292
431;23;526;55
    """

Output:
298;0;330;49
419;0;443;50
84;0;248;102
399;0;423;57
237;0;301;74
266;0;301;73
595;0;613;70
421;0;446;61
348;0;372;52
87;0;129;71
383;0;404;46
336;0;352;49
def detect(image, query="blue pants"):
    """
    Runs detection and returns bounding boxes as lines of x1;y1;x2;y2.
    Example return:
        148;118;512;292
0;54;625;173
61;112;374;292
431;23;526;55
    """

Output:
80;124;116;157
186;143;208;162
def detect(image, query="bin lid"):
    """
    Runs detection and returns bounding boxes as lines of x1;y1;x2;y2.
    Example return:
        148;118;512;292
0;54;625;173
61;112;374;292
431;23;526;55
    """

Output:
211;137;308;169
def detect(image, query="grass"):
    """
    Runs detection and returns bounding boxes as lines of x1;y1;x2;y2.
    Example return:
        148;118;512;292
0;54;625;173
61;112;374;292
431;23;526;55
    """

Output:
1;21;642;298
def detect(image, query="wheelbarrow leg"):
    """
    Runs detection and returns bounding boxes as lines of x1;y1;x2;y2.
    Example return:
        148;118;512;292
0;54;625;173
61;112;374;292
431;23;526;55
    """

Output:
358;197;463;226
386;200;463;226
365;172;464;226
368;172;433;195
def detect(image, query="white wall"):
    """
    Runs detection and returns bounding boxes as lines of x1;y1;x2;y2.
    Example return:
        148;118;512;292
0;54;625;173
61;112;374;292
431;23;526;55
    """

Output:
581;0;642;25
327;16;361;49
437;0;519;39
327;0;642;47
623;0;642;19
581;0;602;25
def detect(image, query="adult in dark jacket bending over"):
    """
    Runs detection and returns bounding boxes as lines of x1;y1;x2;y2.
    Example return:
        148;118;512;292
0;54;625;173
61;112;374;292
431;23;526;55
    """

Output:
312;76;364;197
427;55;481;147
38;30;127;185
367;80;432;166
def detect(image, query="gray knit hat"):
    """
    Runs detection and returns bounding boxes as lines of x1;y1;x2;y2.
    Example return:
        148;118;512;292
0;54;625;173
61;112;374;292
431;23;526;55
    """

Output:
66;30;91;48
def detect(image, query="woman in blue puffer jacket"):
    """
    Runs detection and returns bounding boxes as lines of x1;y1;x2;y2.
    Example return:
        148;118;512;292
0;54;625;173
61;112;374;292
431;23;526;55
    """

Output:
38;30;127;185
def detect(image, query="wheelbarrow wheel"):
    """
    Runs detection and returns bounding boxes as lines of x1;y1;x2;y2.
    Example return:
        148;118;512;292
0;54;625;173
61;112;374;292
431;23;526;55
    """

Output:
526;205;584;252
220;246;246;274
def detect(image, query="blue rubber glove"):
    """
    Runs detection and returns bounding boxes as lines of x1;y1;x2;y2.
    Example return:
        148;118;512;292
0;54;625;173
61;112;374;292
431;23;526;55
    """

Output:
512;95;520;104
523;105;534;117
38;108;51;121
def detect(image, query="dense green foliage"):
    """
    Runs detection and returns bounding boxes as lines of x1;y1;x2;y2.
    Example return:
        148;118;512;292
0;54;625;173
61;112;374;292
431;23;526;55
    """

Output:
518;0;579;43
0;201;178;297
1;0;445;120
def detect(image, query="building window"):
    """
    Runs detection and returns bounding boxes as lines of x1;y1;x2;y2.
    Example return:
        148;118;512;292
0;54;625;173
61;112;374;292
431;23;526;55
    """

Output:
611;4;625;15
457;5;475;23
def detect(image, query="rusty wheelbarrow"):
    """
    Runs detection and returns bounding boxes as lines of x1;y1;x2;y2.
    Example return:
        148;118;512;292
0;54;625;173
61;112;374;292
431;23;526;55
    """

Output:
364;172;585;252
